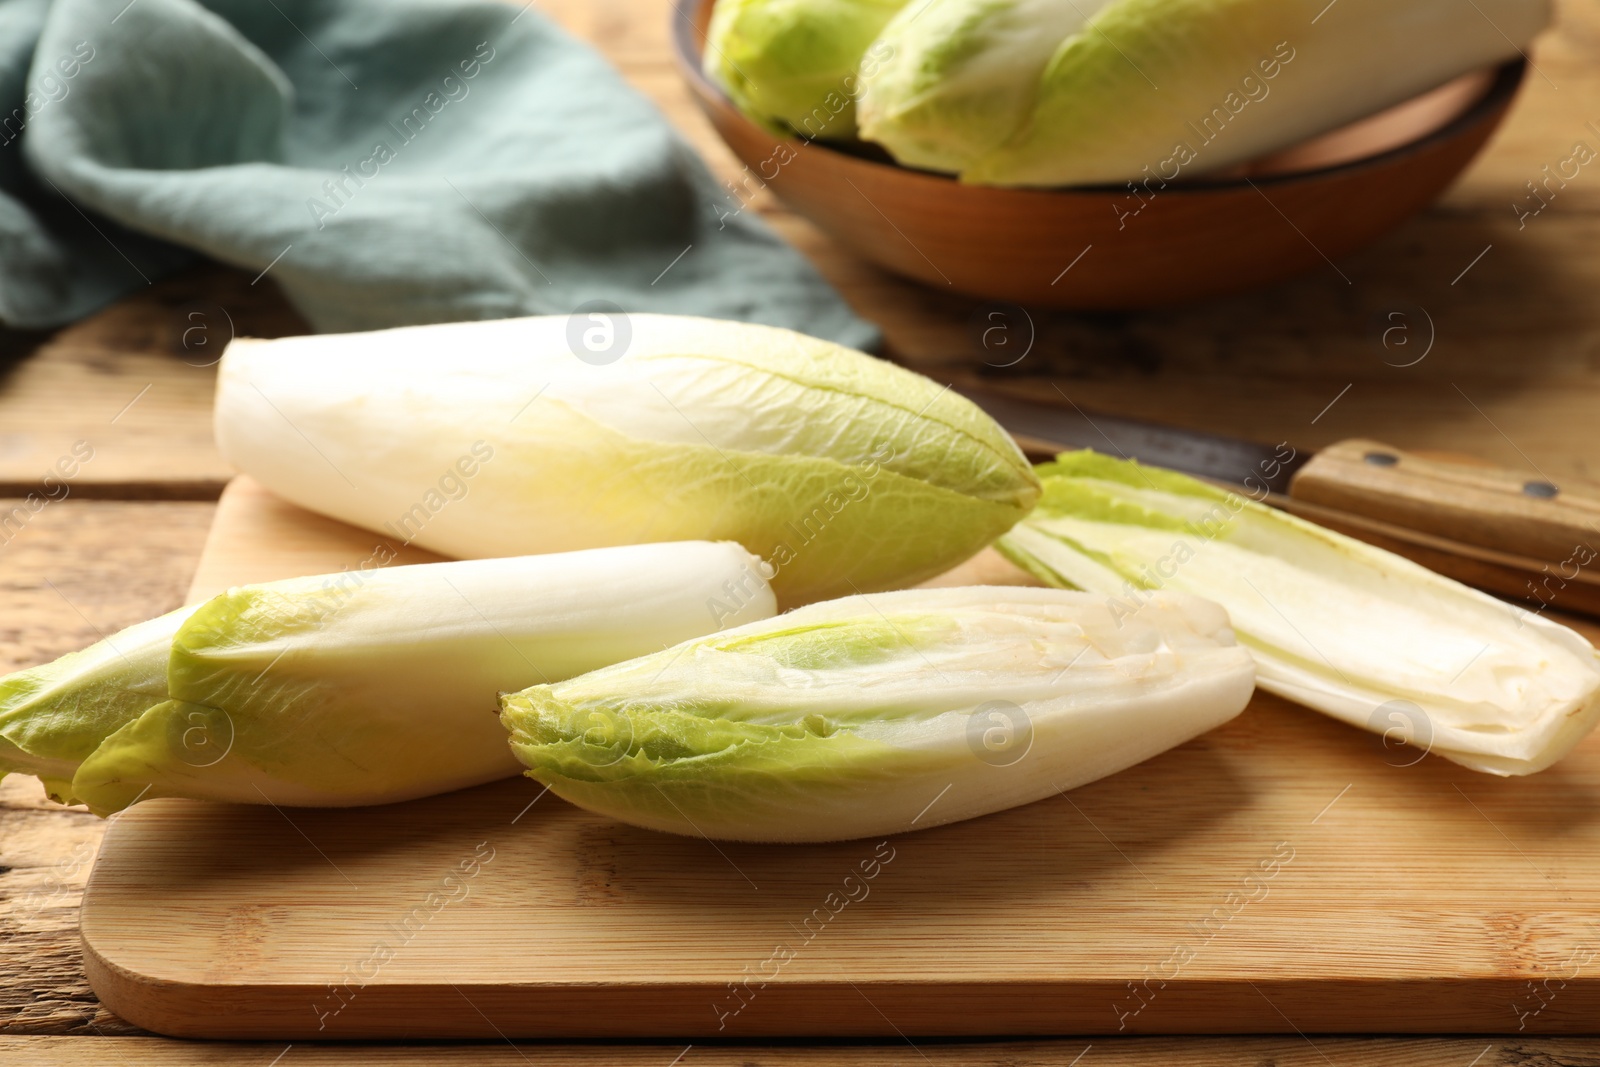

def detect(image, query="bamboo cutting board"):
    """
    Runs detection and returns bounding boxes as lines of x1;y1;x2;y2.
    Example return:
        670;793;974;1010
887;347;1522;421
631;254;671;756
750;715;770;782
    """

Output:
81;478;1600;1039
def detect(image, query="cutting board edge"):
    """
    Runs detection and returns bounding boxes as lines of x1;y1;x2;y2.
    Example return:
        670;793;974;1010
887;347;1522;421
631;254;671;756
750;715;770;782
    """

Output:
73;955;1600;1040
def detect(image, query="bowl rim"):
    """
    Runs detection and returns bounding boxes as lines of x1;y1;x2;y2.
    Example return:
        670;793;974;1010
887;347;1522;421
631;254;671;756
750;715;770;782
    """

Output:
671;0;1526;196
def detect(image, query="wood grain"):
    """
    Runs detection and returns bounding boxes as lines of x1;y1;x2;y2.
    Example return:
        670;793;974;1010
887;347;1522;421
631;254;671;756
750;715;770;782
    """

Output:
76;482;1600;1040
1292;438;1600;563
0;498;214;1037
2;0;1600;1058
5;1036;1600;1066
185;478;443;605
0;267;306;499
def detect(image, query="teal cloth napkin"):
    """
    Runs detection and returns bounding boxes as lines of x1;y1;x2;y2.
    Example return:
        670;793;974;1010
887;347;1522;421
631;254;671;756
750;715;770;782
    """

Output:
0;0;879;349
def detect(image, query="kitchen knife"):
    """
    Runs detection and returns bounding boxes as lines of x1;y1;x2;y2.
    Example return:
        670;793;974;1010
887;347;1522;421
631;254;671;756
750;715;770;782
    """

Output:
958;384;1600;618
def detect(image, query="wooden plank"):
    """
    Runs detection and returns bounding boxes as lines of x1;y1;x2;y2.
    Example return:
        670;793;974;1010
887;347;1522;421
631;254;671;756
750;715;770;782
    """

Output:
2;1;1600;493
1;1035;1597;1066
184;478;444;605
0;500;215;673
0;498;213;1036
4;0;1600;1056
81;746;1600;1038
1287;438;1600;562
0;267;306;499
74;482;1600;1040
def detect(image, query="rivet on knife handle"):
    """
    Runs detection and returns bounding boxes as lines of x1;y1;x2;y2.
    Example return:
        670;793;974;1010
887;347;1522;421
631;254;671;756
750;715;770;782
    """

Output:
1287;438;1600;565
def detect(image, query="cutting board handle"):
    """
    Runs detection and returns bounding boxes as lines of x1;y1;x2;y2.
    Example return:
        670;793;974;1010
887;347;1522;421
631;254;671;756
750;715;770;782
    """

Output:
1288;438;1600;566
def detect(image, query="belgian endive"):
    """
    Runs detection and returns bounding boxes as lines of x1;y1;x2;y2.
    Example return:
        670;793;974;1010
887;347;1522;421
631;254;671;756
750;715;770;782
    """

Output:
857;0;1549;185
0;542;774;815
215;315;1039;607
998;453;1600;775
705;0;909;139
500;587;1256;841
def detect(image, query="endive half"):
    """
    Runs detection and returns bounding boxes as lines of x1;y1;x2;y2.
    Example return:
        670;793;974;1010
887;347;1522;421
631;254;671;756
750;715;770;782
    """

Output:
998;452;1600;775
1;541;775;814
858;0;1549;186
215;315;1039;607
501;586;1256;841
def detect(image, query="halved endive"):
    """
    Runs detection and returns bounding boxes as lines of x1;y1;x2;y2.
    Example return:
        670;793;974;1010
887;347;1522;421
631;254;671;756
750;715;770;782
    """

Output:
998;452;1600;775
705;0;910;139
214;315;1039;607
500;587;1256;841
0;542;775;815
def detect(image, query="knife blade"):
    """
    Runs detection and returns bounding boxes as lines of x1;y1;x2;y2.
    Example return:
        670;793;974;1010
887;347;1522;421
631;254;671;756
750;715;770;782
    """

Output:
958;386;1309;494
957;383;1600;619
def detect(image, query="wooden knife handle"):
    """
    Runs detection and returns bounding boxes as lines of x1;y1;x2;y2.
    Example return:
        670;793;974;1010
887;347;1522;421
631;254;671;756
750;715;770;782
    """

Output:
1288;438;1600;564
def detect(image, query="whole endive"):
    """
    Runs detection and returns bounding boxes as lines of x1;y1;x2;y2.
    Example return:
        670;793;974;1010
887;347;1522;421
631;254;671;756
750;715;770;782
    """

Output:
999;452;1600;775
1;542;775;815
857;0;1549;185
501;586;1256;841
704;0;909;139
215;314;1039;607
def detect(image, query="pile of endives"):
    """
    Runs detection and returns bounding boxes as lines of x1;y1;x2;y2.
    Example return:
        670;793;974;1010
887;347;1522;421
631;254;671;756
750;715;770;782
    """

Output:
704;0;1549;187
3;315;1597;842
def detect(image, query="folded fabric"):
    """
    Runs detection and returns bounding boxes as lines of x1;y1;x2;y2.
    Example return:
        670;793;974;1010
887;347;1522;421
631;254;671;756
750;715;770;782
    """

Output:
0;0;878;349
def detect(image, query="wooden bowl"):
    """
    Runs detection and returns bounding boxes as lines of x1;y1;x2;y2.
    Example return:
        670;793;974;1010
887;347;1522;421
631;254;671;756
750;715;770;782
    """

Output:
672;1;1524;309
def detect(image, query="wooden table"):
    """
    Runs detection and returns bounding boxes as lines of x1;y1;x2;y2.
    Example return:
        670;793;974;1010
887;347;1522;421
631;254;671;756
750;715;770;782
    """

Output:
2;0;1599;1062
